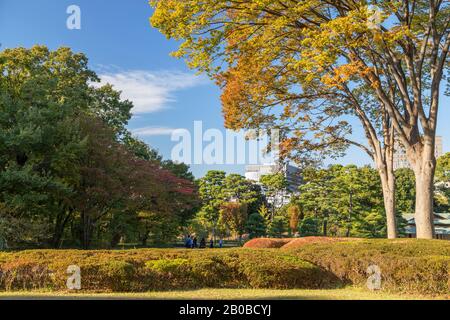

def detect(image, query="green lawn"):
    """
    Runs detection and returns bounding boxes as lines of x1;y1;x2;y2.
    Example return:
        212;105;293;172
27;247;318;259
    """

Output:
0;287;443;300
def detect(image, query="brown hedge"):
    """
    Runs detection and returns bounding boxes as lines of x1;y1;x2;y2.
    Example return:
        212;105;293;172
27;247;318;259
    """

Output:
0;249;339;292
243;238;295;248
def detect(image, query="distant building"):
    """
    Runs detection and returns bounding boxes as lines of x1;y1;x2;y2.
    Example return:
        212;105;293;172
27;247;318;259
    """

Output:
245;162;302;207
402;213;450;240
393;136;443;170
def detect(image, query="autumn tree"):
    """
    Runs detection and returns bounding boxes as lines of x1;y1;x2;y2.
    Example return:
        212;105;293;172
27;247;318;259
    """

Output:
151;0;450;239
287;205;300;236
220;201;248;242
73;117;198;249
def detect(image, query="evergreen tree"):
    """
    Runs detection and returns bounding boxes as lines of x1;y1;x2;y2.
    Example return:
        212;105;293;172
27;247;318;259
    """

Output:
268;216;287;238
246;212;266;239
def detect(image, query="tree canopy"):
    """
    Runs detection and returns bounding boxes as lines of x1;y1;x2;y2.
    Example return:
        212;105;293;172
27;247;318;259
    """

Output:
150;0;450;239
0;46;198;249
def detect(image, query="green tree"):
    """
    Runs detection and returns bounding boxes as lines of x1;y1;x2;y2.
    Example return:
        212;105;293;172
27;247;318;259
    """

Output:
395;169;416;214
268;215;287;238
162;160;195;182
260;173;288;220
298;167;337;236
436;153;450;182
352;210;385;238
246;212;267;239
0;46;95;247
0;46;199;249
435;153;450;212
90;84;133;138
298;165;397;238
197;171;227;237
123;134;162;163
223;174;265;212
299;217;320;237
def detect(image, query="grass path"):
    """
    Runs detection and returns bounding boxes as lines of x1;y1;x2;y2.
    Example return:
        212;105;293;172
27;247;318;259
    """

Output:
0;287;443;300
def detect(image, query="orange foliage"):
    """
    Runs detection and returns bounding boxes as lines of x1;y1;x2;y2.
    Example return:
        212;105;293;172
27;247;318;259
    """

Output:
220;67;248;130
243;238;295;249
279;138;299;158
322;61;372;88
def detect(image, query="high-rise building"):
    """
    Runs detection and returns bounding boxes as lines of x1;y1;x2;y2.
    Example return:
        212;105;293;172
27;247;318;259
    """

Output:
245;162;302;207
393;136;443;170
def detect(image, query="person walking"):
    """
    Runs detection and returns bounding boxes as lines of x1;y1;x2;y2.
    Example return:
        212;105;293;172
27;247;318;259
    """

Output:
199;238;206;249
209;239;214;248
192;237;198;248
219;239;223;248
185;235;192;249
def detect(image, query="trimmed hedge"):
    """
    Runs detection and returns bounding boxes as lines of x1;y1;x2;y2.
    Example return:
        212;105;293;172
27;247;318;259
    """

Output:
2;239;449;295
291;239;450;295
0;249;339;292
244;237;360;249
243;238;295;248
281;237;360;249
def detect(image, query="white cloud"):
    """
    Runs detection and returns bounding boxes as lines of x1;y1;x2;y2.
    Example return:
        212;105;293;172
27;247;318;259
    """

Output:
131;126;177;137
96;70;207;114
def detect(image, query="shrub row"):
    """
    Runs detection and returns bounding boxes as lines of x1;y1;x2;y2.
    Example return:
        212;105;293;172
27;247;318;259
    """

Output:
290;239;450;295
0;249;340;292
281;237;360;249
2;239;448;295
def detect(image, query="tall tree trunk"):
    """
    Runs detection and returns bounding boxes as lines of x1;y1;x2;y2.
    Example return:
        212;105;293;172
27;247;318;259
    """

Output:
377;158;398;239
412;142;436;239
381;172;397;239
52;209;73;249
110;233;121;248
141;232;149;247
52;213;65;249
346;191;353;237
80;211;91;249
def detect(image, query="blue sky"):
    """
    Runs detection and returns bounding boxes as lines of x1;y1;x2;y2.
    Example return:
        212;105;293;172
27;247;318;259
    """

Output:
0;0;448;177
